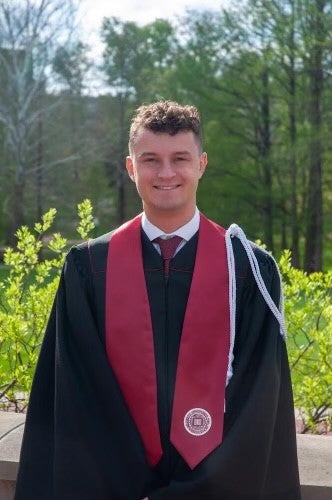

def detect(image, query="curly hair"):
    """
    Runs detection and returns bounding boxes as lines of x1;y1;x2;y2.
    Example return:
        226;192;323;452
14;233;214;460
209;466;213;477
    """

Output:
128;101;203;153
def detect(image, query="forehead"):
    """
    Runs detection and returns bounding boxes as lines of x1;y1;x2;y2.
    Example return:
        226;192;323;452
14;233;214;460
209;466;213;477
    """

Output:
131;129;200;156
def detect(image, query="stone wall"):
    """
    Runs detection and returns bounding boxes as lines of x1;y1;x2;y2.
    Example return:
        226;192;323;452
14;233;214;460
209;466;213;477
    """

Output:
1;412;331;500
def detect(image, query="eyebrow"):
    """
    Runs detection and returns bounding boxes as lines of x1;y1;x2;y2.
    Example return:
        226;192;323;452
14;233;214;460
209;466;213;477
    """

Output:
137;152;157;158
138;150;192;158
173;151;192;156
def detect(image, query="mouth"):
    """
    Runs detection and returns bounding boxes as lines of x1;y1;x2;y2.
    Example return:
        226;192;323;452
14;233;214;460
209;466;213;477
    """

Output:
154;185;180;190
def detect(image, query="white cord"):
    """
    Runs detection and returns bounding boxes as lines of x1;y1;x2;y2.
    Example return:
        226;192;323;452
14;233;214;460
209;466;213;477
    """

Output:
225;229;237;386
226;224;287;340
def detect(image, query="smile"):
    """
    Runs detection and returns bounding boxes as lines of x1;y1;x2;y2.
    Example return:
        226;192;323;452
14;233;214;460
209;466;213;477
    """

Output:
155;185;180;190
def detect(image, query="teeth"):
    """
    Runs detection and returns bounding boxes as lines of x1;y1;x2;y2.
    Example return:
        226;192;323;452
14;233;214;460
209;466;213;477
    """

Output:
157;186;177;190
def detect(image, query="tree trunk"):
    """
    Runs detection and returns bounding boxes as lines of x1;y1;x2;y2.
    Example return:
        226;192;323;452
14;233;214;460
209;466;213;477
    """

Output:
117;93;126;225
304;0;324;272
70;93;80;183
260;61;274;251
8;136;26;244
288;2;300;267
281;206;288;250
8;176;25;245
36;94;44;222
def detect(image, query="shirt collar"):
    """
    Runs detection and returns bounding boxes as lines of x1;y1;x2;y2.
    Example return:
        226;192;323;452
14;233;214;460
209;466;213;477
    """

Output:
142;208;200;242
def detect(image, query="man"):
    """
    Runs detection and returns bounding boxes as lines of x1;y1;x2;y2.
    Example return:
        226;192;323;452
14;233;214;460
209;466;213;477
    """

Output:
15;101;301;499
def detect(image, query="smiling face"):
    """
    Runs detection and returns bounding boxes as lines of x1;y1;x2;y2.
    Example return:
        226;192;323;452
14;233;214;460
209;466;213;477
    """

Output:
126;128;207;231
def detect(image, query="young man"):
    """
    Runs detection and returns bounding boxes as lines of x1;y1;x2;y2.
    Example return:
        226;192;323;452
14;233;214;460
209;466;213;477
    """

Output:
15;101;301;499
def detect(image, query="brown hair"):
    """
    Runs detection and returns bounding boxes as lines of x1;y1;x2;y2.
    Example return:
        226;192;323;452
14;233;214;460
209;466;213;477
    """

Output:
128;101;203;153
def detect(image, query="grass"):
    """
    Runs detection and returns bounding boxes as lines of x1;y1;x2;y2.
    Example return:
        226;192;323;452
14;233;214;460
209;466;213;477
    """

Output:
324;245;332;271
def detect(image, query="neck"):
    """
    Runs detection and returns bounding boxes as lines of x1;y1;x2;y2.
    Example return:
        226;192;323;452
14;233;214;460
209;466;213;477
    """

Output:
144;207;196;233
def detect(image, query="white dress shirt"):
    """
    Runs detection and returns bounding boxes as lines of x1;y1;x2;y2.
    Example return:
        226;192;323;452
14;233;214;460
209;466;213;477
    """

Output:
141;208;200;255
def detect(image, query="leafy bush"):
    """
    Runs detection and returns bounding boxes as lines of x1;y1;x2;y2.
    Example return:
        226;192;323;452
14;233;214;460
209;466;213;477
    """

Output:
280;250;332;433
0;200;94;411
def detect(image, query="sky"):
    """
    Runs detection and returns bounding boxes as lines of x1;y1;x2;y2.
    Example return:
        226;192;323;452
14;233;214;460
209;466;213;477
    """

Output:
78;0;226;55
77;0;226;93
78;0;224;31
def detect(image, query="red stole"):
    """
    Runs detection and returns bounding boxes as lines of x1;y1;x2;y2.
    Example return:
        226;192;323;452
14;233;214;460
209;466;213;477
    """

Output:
105;213;230;469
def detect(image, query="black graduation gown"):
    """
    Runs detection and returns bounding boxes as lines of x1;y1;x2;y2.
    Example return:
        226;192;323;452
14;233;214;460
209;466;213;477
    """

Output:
14;229;301;500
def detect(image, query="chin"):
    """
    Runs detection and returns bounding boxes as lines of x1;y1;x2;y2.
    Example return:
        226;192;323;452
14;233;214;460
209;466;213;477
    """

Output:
155;200;182;210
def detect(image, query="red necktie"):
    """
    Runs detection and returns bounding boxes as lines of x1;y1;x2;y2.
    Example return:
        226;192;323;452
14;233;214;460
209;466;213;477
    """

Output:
154;236;183;276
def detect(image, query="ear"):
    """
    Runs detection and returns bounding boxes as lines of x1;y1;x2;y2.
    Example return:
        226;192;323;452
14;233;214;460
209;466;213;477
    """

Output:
198;152;208;178
126;156;135;182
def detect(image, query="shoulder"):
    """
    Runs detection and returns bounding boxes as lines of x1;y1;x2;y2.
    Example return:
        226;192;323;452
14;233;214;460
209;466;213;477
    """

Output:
252;243;279;281
232;235;281;304
76;230;114;251
67;230;115;275
230;232;278;283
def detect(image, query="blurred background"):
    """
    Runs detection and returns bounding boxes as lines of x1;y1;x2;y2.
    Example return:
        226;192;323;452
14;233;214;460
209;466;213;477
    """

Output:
0;0;331;271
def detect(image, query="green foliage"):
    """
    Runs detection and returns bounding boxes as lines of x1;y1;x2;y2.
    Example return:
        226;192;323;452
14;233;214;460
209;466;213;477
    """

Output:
280;250;332;432
101;16;175;102
0;200;95;411
76;199;95;240
1;1;331;269
53;41;90;94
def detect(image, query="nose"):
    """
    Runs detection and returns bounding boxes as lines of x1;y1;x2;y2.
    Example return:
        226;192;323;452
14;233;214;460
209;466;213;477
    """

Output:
157;160;176;179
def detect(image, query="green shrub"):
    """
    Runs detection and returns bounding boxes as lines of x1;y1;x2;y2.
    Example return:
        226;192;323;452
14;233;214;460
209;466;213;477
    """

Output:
0;200;94;411
280;250;332;433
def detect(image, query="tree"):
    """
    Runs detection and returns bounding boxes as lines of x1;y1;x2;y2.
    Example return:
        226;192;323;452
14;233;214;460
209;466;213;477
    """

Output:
169;7;279;249
53;41;91;184
302;0;331;272
251;0;304;266
171;1;332;268
267;0;332;270
0;0;78;243
101;17;175;224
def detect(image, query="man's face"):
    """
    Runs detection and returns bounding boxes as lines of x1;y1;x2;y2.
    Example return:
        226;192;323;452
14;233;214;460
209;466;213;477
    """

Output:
126;129;207;224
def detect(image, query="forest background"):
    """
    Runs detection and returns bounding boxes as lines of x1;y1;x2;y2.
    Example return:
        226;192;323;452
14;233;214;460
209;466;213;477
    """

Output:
0;0;332;272
0;0;331;430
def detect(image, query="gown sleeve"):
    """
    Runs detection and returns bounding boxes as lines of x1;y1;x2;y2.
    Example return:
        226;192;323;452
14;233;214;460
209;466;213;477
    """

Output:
14;245;153;500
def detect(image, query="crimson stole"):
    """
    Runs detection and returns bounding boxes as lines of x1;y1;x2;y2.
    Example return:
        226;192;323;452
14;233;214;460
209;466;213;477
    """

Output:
105;213;230;469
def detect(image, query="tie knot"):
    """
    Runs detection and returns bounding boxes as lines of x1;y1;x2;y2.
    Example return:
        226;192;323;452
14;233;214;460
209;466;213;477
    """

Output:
154;236;183;261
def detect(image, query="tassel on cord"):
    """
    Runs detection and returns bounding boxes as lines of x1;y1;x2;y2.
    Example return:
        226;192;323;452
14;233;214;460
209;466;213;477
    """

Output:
225;224;287;387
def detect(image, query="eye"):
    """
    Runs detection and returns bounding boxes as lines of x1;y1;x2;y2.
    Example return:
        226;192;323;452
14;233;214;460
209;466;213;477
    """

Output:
175;156;187;162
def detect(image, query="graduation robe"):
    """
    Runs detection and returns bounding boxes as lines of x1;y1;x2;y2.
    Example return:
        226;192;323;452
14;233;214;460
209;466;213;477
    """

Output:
14;219;301;500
